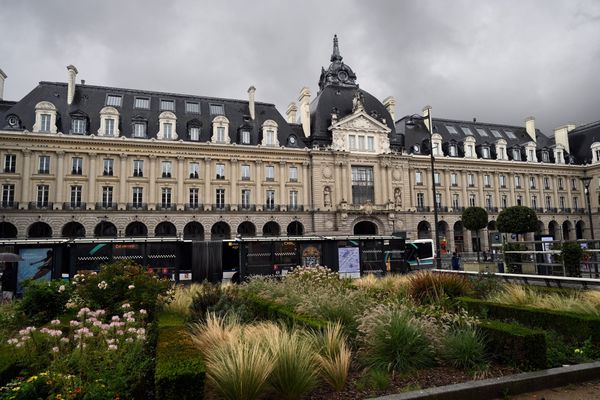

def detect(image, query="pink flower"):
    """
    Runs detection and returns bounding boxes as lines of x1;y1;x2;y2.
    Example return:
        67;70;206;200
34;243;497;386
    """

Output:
108;344;118;351
52;346;59;353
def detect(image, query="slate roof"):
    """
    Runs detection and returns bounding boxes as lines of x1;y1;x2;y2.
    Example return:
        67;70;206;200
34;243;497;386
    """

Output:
1;81;303;148
568;120;600;164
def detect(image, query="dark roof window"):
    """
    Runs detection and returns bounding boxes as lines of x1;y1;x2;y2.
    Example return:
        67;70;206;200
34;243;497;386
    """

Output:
446;125;458;134
461;127;473;135
490;129;502;138
186;102;200;114
504;130;517;139
71;118;87;134
134;97;150;109
476;128;488;137
160;99;175;111
210;103;225;115
106;95;122;107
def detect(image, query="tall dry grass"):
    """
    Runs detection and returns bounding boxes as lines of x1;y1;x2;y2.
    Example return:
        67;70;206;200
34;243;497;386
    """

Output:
310;322;352;391
353;274;411;295
162;283;204;316
189;312;241;358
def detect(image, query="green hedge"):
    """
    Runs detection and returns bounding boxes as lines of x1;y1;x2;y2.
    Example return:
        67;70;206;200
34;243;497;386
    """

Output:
478;319;547;370
458;297;600;343
154;312;205;400
0;346;19;386
243;293;329;331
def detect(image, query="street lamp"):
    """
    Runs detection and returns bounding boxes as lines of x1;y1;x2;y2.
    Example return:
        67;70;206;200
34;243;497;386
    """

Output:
581;173;597;276
406;106;443;269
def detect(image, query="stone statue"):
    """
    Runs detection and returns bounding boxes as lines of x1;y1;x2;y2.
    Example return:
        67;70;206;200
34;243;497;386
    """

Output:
324;186;331;207
352;91;365;113
394;188;402;208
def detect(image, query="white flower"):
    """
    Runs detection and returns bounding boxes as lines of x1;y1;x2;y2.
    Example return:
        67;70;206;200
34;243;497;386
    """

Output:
128;285;135;290
108;344;118;351
121;303;131;309
52;346;59;353
50;319;61;325
97;281;108;290
58;285;66;293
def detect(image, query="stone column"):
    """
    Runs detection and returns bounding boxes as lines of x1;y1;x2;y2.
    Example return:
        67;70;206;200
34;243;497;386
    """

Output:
279;161;286;211
204;157;211;211
149;155;156;210
345;162;352;203
20;149;31;209
509;173;516;207
255;160;263;211
230;159;238;211
375;162;383;205
119;154;127;209
55;151;65;209
333;161;342;206
87;153;97;210
302;161;310;210
177;156;185;210
386;163;394;204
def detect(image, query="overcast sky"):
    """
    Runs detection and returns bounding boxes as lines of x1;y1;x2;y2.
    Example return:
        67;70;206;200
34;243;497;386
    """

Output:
1;0;598;134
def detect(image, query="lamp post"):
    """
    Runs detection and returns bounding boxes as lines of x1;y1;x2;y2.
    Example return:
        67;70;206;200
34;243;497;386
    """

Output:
581;174;597;276
406;106;443;269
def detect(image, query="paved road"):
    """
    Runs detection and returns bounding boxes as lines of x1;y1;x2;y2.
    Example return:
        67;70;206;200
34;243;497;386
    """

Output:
499;378;600;399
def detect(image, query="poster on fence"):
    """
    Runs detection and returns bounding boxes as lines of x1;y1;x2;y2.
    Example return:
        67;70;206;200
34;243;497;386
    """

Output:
17;248;52;294
338;247;360;278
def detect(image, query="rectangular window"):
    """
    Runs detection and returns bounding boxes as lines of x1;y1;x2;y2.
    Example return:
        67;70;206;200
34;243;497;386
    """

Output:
134;97;150;109
358;136;365;151
216;189;225;209
161;187;172;207
241;189;251;208
476;128;489;137
189;188;199;208
103;159;114;176
266;190;275;209
40;114;51;132
216;127;225;142
161;161;172;178
515;175;521;188
499;175;506;188
186;102;200;114
558;177;564;190
72;157;83;175
468;174;475;186
486;194;493;209
1;184;15;207
241;164;250;180
289;166;298;182
37;185;49;207
542;151;550;162
70;185;82;207
106;95;122;107
216;163;225;180
545;196;552;210
434;172;441;186
351;166;374;204
189;162;199;179
559;196;566;209
163;123;173;139
516;195;523;206
491;129;502;138
481;147;490;159
573;197;579;209
367;136;374;151
289;190;298;209
451;173;457;186
469;194;476;207
102;186;113;208
446;125;458;134
417;193;425;208
415;171;423;185
505;130;517;139
4;154;16;173
435;193;442;208
498;147;505;160
461;127;473;135
571;178;577;190
133;160;144;177
512;148;521;160
484;174;491;187
160;100;175;111
241;130;250;144
544;177;550;190
38;155;50;174
530;176;536;189
452;193;460;209
106;118;115;136
132;187;143;206
71;119;86;134
449;145;457;157
133;122;146;137
501;195;508;208
531;195;537;209
265;165;275;181
210;104;224;115
189;127;200;141
349;135;356;150
265;130;275;145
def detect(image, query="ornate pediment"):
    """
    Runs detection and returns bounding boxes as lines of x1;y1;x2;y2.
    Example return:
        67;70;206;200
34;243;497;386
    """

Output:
331;112;390;134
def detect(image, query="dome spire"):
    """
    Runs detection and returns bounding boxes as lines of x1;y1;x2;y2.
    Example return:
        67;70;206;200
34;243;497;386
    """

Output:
331;34;343;62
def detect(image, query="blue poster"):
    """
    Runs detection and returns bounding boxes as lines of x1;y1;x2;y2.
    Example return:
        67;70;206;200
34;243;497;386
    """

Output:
17;248;52;294
338;247;360;277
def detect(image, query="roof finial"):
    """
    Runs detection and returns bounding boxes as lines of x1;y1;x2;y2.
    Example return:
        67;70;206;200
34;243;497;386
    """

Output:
331;34;342;62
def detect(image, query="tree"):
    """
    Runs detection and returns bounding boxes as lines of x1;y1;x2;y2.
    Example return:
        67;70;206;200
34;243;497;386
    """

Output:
462;206;488;262
497;206;538;240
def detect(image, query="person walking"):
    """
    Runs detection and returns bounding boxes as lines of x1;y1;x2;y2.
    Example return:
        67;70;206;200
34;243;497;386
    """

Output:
451;252;461;271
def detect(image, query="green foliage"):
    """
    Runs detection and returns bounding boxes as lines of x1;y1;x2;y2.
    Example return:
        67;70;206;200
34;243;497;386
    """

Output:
190;281;223;321
16;280;73;325
471;273;503;299
503;243;527;273
557;242;585;277
462;207;489;231
407;271;474;304
155;313;205;400
497;206;538;235
440;326;488;371
0;346;19;386
545;332;600;367
355;368;390;392
73;260;170;317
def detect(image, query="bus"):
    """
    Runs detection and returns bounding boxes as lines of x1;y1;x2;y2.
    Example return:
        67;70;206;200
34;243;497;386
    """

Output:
404;239;435;270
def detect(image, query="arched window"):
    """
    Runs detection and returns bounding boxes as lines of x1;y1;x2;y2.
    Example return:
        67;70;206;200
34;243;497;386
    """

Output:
261;120;279;146
262;221;280;236
183;221;204;240
211;116;230;144
157;111;178;140
33;101;58;133
98;106;120;136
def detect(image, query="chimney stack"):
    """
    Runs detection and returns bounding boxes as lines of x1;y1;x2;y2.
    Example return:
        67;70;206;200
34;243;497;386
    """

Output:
298;87;311;137
525;116;536;142
422;105;432;132
67;65;78;105
248;86;256;120
286;102;298;123
0;68;6;100
554;124;575;154
383;96;396;121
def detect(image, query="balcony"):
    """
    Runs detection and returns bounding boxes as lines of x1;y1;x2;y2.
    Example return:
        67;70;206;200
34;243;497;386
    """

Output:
156;203;176;211
241;176;250;181
287;205;304;212
264;204;280;212
289;178;298;183
38;169;50;174
133;171;144;177
189;172;199;179
185;203;203;211
3;168;15;173
215;175;225;180
63;202;86;210
451;206;465;213
534;207;544;213
126;203;148;211
546;207;557;213
213;204;230;211
28;202;53;210
266;177;275;182
0;202;18;209
103;170;114;176
485;207;499;213
436;206;449;212
573;208;585;214
95;202;116;210
416;206;430;212
559;207;571;213
71;168;82;175
238;204;256;211
161;172;172;178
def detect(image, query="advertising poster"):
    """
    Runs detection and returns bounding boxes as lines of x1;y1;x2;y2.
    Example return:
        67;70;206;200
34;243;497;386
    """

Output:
338;247;360;278
17;248;53;294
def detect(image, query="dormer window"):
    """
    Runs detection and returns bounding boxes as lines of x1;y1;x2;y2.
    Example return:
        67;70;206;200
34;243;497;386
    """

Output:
287;135;297;147
71;118;87;134
186;102;200;114
41;114;52;132
241;130;251;144
265;130;275;146
541;150;550;162
512;148;521;161
106;95;122;107
481;146;490;159
210;104;224;115
449;144;457;157
189;126;200;141
98;106;120;137
160;99;175;111
261;120;279;146
211;116;230;144
133;122;147;138
134;97;150;109
413;144;420;154
33;101;58;133
158;111;178;140
163;123;173;139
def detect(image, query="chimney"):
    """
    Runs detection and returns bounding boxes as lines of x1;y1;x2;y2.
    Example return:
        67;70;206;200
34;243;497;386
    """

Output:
383;96;396;121
525;116;536;142
298;87;311;137
422;105;432;132
0;68;6;100
67;65;78;105
247;86;256;120
553;124;575;154
286;102;298;123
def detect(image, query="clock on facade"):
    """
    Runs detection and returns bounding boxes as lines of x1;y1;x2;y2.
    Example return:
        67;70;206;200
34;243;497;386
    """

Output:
337;71;348;82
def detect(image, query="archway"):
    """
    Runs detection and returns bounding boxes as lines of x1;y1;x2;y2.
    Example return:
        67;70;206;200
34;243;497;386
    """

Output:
287;221;304;236
183;221;204;240
562;220;573;241
417;221;431;239
237;221;256;237
94;221;117;237
211;221;230;240
453;221;464;252
536;220;545;235
0;222;17;238
61;222;86;238
487;220;497;231
28;222;52;238
576;220;585;240
125;221;148;237
155;221;177;237
354;221;378;235
262;221;281;237
548;220;559;240
437;220;450;255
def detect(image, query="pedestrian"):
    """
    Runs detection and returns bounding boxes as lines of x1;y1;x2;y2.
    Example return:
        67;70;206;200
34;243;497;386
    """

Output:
482;251;488;262
451;252;460;270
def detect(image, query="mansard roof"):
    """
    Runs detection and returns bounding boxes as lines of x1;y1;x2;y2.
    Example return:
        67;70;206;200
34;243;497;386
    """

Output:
1;81;304;148
568;120;600;165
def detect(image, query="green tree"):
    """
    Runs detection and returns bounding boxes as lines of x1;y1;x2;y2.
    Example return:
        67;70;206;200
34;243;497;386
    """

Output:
557;242;585;277
497;206;538;240
462;206;488;262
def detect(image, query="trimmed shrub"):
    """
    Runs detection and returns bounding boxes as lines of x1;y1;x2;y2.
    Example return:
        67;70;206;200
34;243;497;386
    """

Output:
16;280;72;325
408;271;474;304
0;346;19;386
155;312;205;400
243;293;329;331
